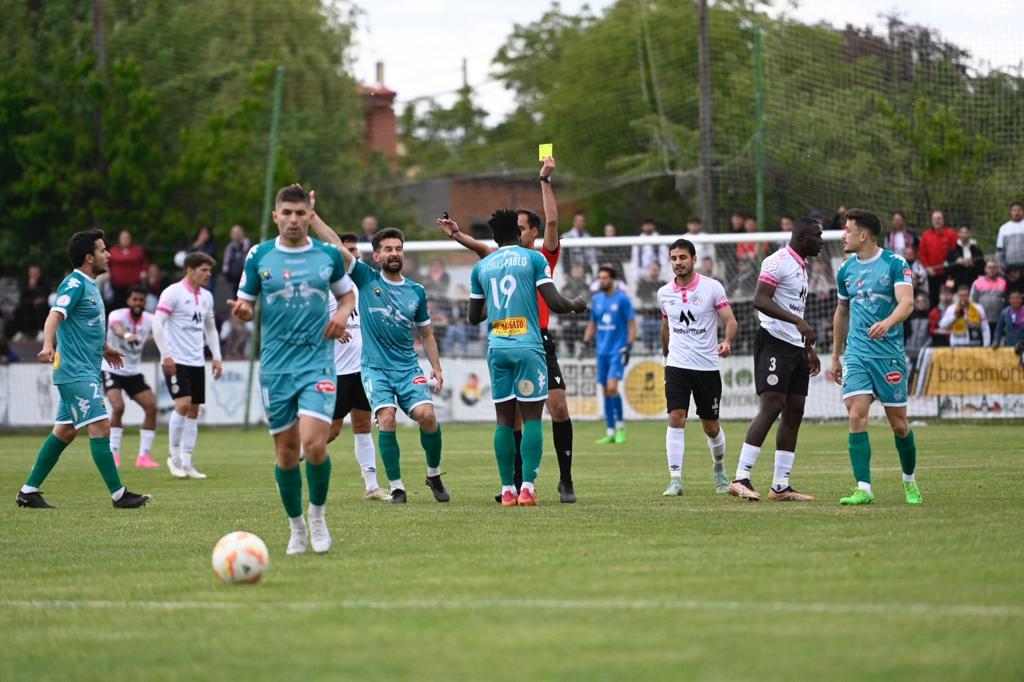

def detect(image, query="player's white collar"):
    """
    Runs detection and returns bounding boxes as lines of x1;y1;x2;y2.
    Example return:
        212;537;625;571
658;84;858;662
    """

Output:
275;236;313;253
855;247;883;265
73;268;96;283
381;274;406;285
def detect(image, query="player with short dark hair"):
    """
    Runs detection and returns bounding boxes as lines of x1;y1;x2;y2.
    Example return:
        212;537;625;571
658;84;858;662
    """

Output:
832;208;922;505
468;209;587;506
16;229;151;509
104;284;159;469
584;266;637;444
658;239;737;496
228;184;355;554
729;217;824;502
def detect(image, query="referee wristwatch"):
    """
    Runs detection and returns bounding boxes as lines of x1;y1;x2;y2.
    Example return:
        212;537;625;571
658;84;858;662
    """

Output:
539;175;551;184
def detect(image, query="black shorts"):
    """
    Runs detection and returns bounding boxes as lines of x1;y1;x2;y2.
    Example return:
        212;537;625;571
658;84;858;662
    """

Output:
334;372;371;420
164;364;206;404
754;328;809;396
665;366;722;420
541;329;565;392
103;371;151;398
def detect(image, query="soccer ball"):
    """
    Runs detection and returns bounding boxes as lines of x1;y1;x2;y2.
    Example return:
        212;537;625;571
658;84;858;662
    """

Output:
211;531;269;585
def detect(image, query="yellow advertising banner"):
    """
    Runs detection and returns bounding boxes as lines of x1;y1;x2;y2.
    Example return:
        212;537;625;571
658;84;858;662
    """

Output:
924;347;1024;396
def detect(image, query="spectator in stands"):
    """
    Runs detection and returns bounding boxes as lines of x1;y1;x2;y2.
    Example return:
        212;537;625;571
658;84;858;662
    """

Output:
561;263;591;300
885;211;918;253
423;257;451;299
940;284;990;347
1007;266;1024;296
635;262;666;353
144;262;166;303
221;224;251;290
359;215;378;243
807;258;833;347
0;336;19;364
628;218;669;285
971;259;1007;339
559;263;590;354
995;201;1024;276
12;265;49;341
809;209;827;227
993;290;1024;348
774;215;795;249
905;292;932;374
728;211;746;234
596;223;630;280
735;216;760;262
191;226;218;293
701;256;723;281
107;229;149;309
928;285;954;347
730;257;757;300
945;225;985;290
445;297;475;355
903;245;930;300
686;217;715;271
220;316;254;360
919;209;959;308
827;206;848;231
563;210;598;275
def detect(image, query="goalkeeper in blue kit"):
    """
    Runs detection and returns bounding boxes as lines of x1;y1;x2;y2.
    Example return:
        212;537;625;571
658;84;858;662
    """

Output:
831;208;922;505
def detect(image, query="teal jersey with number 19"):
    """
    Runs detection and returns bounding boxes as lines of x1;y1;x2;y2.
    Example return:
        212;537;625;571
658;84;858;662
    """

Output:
470;245;553;351
51;270;106;385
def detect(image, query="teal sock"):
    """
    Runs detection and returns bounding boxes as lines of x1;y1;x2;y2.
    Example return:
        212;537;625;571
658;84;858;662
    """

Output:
90;437;123;494
895;431;916;476
25;433;70;488
420;426;442;469
305;456;332;506
274;464;303;518
848;431;872;484
494;425;516;486
378;430;401;482
522;419;544;484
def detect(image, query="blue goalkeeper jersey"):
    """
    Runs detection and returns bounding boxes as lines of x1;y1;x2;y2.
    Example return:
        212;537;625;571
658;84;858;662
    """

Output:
590;289;635;356
836;248;914;359
237;236;348;375
347;259;430;371
50;270;105;384
470;245;553;351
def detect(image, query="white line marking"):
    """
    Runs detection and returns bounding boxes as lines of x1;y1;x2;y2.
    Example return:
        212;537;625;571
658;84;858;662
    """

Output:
0;598;1019;618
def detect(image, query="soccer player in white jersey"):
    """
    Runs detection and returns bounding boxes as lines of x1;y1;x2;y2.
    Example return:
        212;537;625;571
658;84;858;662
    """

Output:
103;284;159;468
152;252;223;480
728;218;823;502
328;232;391;501
657;239;737;496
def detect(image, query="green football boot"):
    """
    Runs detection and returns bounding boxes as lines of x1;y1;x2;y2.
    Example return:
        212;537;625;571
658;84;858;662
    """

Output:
904;481;923;505
662;478;683;497
614;428;627;444
840;488;875;505
595;434;616;445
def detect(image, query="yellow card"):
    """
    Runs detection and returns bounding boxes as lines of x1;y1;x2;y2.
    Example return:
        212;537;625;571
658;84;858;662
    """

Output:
538;143;553;161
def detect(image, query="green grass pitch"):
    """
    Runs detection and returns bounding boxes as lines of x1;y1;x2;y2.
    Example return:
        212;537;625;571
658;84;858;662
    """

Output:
2;420;1022;680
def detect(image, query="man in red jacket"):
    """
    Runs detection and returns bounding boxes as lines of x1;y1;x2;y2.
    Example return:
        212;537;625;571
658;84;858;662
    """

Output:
918;209;958;308
107;230;150;310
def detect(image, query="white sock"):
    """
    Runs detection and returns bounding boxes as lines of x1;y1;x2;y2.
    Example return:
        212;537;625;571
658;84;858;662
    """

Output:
735;442;761;481
390;478;406;492
353;433;379;491
426;466;441;477
111;486;125;501
857;481;873;494
109;427;123;455
615;421;625;430
707;430;727;470
181;417;199;468
168;412;186;456
139;429;155;457
665;426;685;478
772;450;795;491
607;427;615;437
308;503;325;520
902;473;916;483
502;485;517;494
521;481;535;493
288;515;307;532
21;485;39;494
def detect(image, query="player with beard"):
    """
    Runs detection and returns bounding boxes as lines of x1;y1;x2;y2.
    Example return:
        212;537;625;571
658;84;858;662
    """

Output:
728;217;824;502
103;284;159;468
308;195;449;505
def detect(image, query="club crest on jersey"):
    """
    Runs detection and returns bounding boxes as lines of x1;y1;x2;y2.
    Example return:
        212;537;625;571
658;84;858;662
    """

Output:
880;274;890;286
261;269;272;282
315;380;336;394
518;379;535;395
885;371;903;384
56;295;71;307
319;264;332;281
373;288;383;297
86;296;98;307
765;257;780;273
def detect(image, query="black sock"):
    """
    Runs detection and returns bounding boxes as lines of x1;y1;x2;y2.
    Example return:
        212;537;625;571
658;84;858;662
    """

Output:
552;418;573;484
512;429;523;490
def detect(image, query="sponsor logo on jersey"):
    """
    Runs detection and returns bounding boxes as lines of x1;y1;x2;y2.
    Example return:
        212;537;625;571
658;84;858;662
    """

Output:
66;279;81;289
885;371;903;384
412;376;428;385
902;268;913;281
56;295;71;307
283;270;291;281
767;374;779;386
315;380;336;394
492;317;528;336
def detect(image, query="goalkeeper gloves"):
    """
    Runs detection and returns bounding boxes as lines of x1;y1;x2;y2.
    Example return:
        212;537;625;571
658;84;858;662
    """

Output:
620;343;632;367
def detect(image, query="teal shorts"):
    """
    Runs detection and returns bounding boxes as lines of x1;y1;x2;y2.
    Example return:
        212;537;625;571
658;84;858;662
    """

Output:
361;365;433;417
842;354;909;407
260;367;336;434
54;378;109;429
488;345;548;403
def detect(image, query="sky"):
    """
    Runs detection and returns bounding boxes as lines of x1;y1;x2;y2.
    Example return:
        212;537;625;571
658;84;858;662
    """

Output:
350;0;1022;123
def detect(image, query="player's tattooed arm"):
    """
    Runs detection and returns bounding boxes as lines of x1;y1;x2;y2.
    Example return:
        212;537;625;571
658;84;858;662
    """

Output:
716;305;737;358
831;299;850;384
437;217;494;260
537;282;587;315
36;310;64;363
540;156;559;253
753;279;816;346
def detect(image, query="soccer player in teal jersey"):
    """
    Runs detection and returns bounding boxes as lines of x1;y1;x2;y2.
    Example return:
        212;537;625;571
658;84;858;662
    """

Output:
308;197;449;505
468;210;588;506
16;230;151;509
831;208;923;505
228;185;354;554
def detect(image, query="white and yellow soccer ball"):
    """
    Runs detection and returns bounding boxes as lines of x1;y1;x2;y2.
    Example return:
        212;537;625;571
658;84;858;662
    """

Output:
212;531;269;585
